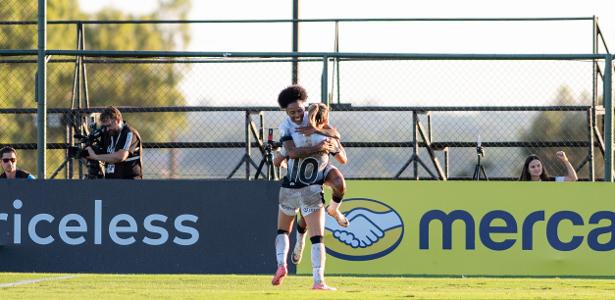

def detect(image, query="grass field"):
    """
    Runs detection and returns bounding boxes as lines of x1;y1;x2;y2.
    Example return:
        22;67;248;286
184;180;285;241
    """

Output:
1;273;615;299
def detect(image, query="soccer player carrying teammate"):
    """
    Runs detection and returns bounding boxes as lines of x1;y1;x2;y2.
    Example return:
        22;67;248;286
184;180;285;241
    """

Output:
273;103;349;266
272;85;344;290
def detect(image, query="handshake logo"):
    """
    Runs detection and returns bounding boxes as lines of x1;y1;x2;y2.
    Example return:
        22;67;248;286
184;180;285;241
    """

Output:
325;198;404;261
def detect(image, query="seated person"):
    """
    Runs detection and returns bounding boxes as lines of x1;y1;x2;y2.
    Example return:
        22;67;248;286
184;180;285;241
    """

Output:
0;146;35;179
519;151;578;181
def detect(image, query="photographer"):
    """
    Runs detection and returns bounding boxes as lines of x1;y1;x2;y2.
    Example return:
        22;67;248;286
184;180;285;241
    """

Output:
86;106;143;179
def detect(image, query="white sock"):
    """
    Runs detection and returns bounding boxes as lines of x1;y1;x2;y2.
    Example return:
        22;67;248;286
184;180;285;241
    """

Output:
275;233;289;267
311;242;325;284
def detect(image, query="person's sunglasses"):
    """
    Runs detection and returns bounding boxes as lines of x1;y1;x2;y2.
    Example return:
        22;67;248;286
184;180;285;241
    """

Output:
2;158;16;163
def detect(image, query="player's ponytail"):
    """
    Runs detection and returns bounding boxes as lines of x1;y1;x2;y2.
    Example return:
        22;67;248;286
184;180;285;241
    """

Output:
308;103;329;128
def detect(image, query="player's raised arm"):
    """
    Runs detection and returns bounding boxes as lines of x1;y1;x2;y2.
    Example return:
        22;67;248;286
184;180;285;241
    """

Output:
331;139;347;164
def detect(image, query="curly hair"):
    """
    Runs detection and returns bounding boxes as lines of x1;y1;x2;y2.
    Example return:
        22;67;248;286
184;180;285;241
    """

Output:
277;85;308;108
519;154;550;181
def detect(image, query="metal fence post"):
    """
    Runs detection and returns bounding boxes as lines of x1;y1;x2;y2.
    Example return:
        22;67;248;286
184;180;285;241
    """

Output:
587;108;595;181
245;111;251;180
321;56;328;105
291;0;299;84
37;0;47;179
604;54;613;182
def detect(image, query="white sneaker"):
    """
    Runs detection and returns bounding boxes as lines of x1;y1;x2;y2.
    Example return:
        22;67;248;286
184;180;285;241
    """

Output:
290;233;306;264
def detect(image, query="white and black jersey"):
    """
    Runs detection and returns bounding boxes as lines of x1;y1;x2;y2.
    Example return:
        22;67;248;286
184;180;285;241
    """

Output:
100;122;143;179
279;113;332;189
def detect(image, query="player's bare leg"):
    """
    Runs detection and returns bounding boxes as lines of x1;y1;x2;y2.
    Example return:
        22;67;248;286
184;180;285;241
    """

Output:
325;169;349;227
304;208;336;291
293;169;348;264
291;215;307;264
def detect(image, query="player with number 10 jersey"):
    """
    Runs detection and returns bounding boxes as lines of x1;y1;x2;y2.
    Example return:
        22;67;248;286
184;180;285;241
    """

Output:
279;114;336;189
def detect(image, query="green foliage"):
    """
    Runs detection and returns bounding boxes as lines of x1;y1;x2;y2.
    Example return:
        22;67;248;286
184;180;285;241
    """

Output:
0;1;191;177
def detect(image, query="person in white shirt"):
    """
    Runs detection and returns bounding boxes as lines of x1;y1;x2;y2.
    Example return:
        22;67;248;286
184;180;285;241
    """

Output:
271;85;343;291
274;103;349;267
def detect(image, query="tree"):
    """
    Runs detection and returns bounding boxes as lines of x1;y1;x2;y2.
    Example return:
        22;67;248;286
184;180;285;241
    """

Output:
0;0;191;178
519;86;600;179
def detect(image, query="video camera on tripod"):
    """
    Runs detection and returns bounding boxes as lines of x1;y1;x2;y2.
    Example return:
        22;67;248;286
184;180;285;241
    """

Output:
51;113;107;179
68;116;107;179
265;128;282;152
68;125;107;159
254;128;282;180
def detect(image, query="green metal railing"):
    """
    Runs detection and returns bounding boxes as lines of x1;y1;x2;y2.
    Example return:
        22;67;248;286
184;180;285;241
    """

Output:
2;5;613;180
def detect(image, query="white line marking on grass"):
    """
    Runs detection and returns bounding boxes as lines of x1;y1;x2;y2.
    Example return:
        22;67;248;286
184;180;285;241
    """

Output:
0;275;77;288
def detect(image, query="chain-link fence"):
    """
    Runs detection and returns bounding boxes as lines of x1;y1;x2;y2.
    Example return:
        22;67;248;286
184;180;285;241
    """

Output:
0;1;37;50
1;11;613;180
0;53;610;180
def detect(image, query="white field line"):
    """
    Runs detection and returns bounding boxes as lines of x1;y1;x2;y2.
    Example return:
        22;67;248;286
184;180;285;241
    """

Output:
0;275;77;288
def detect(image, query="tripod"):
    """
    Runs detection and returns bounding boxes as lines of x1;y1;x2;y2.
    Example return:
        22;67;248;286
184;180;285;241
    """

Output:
254;143;278;180
254;128;279;180
50;153;104;179
472;146;488;181
50;156;73;179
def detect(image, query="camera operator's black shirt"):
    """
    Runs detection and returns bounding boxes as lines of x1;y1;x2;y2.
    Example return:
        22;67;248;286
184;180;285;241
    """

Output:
100;122;143;179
